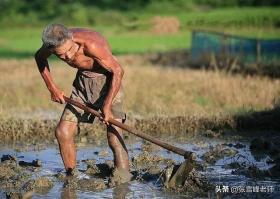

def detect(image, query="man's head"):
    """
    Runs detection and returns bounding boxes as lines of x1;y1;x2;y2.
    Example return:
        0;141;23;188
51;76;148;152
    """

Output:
42;24;78;61
42;24;72;49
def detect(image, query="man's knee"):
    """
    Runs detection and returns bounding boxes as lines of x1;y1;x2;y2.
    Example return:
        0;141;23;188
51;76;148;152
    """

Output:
55;121;75;142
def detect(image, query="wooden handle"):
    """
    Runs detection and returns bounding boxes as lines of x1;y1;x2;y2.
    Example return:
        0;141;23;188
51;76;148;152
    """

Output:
63;96;194;160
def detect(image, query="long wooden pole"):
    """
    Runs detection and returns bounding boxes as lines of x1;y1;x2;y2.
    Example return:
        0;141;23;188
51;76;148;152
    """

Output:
63;96;194;160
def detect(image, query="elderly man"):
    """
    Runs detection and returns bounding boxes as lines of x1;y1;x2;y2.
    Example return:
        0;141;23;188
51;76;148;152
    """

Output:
35;24;131;182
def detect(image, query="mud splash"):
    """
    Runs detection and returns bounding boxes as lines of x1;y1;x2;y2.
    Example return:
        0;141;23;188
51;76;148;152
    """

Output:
163;161;213;196
0;156;53;198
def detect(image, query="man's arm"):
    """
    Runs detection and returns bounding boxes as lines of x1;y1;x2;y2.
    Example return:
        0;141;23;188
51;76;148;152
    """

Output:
85;43;124;122
34;46;65;104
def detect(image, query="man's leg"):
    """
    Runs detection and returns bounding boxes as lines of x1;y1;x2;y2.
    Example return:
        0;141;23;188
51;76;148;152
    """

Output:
55;120;78;172
107;119;129;171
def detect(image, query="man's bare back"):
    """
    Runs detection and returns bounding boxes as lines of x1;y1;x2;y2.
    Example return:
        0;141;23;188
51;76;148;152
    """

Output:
56;28;111;71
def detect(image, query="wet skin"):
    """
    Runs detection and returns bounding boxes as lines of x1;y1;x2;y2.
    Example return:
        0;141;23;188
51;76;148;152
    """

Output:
35;28;129;172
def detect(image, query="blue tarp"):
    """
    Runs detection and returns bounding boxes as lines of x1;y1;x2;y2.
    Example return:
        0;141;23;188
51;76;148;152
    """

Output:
191;30;280;66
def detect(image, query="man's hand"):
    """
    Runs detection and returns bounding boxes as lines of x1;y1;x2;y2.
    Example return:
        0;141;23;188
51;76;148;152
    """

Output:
102;106;113;125
50;87;65;104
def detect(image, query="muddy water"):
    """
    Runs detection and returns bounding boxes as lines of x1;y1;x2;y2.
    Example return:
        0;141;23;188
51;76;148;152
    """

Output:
0;133;280;198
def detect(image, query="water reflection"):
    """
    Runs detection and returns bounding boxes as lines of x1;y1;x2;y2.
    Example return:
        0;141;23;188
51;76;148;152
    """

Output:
112;182;130;199
61;187;77;199
0;135;279;198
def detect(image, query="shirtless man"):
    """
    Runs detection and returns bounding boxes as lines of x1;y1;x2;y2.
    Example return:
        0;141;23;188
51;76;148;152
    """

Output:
35;24;130;182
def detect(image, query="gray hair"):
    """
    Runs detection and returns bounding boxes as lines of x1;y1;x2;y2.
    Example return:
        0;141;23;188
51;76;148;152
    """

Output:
42;24;72;49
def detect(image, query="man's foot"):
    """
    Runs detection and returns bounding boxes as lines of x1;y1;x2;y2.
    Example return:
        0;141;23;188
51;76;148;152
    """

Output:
55;168;89;180
68;168;90;179
108;168;133;187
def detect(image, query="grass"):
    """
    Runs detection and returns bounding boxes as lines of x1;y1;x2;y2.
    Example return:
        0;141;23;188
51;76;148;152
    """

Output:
0;26;279;59
177;7;280;29
125;7;280;35
0;58;279;119
107;32;190;54
0;5;280;139
0;27;190;58
0;7;279;58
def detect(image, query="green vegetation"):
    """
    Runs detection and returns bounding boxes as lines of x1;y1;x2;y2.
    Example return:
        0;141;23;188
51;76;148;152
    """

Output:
0;27;190;58
179;7;280;28
0;1;279;136
1;0;279;27
0;0;279;58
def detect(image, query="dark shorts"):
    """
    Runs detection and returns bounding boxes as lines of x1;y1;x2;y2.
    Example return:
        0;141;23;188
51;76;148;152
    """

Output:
60;70;125;123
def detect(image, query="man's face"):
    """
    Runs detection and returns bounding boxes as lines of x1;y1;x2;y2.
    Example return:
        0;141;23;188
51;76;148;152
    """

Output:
53;39;79;62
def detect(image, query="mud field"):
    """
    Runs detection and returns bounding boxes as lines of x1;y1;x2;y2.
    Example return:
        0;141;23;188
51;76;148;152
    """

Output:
0;126;280;199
